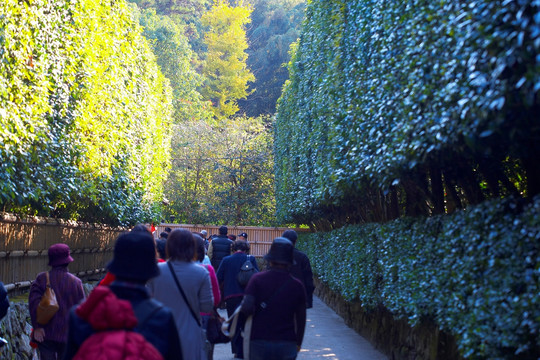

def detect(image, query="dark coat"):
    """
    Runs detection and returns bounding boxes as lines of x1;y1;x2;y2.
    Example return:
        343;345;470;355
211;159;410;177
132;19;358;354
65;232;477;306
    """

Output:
64;282;182;360
0;282;9;320
290;249;315;308
209;236;233;270
216;252;259;300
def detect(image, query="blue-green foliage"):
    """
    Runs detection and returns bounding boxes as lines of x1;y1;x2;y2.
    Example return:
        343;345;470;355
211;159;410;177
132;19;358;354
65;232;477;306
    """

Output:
298;196;540;359
275;0;540;224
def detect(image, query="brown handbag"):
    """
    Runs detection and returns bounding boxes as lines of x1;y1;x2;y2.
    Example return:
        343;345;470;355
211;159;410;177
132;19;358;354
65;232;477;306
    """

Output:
36;272;59;325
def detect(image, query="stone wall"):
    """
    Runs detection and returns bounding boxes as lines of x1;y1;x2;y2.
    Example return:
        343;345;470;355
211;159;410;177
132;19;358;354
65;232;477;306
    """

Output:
314;278;463;360
0;302;37;360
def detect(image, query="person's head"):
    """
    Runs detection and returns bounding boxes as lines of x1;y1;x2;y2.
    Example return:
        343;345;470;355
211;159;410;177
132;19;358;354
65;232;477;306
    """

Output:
159;232;169;240
164;227;172;233
107;231;159;284
219;225;228;235
131;224;151;234
264;237;294;267
234;240;250;253
281;230;298;246
167;229;195;262
194;234;206;263
201;230;208;238
238;232;248;241
48;243;74;268
228;234;236;241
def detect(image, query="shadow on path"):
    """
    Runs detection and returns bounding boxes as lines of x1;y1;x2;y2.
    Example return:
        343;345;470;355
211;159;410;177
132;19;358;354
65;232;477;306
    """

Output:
213;295;387;360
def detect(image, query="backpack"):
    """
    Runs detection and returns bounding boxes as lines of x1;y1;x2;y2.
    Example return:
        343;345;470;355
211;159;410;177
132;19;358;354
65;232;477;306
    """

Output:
237;255;258;287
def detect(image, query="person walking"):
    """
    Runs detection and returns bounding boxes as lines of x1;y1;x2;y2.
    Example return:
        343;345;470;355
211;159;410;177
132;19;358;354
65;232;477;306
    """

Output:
239;238;306;360
148;229;214;360
28;244;85;360
63;231;182;360
216;240;259;359
282;230;315;308
207;226;233;270
195;235;221;360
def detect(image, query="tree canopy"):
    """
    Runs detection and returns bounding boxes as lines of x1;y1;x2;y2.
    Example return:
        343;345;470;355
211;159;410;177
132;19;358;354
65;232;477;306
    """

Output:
199;0;255;118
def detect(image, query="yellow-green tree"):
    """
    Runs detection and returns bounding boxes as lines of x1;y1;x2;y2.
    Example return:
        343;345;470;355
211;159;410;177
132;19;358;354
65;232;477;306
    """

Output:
200;0;254;118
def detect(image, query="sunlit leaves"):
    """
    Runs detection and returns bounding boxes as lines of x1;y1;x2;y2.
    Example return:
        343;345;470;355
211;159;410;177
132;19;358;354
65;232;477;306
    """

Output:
200;0;255;118
0;0;174;225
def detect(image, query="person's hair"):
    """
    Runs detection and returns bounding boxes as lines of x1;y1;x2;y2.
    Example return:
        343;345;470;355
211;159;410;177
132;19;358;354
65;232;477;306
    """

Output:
164;227;172;233
219;225;228;235
160;231;168;239
167;229;195;262
234;240;250;253
282;230;298;245
228;234;236;241
194;234;206;262
131;224;151;234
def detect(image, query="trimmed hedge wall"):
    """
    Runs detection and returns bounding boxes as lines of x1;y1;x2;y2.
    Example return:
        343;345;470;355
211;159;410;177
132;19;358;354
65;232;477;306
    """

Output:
275;0;540;227
297;196;540;359
1;0;173;225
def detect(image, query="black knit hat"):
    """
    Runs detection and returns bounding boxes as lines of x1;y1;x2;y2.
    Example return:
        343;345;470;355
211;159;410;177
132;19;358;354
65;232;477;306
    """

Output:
107;231;159;282
264;237;294;265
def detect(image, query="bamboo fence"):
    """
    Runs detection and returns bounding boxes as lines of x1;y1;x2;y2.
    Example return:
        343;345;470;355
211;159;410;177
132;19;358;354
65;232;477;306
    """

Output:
1;214;308;293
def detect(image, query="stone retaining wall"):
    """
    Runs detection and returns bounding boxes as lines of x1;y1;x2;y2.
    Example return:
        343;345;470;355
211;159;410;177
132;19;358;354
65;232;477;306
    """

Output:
314;278;463;360
0;284;94;359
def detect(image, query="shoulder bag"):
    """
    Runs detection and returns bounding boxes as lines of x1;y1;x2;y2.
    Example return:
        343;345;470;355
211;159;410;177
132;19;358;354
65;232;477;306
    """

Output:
36;272;59;325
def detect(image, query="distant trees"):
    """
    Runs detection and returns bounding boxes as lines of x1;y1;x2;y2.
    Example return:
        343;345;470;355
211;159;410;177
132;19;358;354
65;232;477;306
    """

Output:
238;0;305;117
199;0;255;118
165;115;275;225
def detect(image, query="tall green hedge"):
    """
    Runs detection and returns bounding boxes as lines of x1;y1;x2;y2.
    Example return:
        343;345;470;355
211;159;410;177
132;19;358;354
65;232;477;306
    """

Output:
275;0;540;227
0;0;174;224
298;195;540;359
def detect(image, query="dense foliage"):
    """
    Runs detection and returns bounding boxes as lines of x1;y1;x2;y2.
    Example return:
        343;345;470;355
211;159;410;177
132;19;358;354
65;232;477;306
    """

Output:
297;196;540;359
238;0;305;117
135;7;207;124
0;0;174;225
165;116;275;225
200;0;255;118
275;0;540;229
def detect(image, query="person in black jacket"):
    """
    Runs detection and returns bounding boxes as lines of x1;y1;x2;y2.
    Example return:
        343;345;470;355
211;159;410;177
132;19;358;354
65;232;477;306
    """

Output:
207;225;233;270
282;230;315;308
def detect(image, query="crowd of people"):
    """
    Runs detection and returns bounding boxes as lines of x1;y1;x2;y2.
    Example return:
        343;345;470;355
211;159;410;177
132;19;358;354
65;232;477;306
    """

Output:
2;225;314;360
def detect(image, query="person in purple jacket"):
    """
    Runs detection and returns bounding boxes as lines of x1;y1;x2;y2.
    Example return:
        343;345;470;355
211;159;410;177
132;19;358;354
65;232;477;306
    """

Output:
29;243;85;360
240;237;306;360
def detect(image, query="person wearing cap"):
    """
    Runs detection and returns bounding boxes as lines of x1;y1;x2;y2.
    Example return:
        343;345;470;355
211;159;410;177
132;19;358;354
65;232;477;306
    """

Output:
239;238;306;360
237;232;248;241
200;230;209;250
28;243;85;360
281;230;315;309
64;231;183;360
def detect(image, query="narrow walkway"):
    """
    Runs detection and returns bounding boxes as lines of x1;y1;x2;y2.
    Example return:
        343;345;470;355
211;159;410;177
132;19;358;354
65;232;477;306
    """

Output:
213;296;388;360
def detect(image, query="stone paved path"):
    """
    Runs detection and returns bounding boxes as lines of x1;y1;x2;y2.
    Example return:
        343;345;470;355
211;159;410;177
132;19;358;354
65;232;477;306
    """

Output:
213;295;388;360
